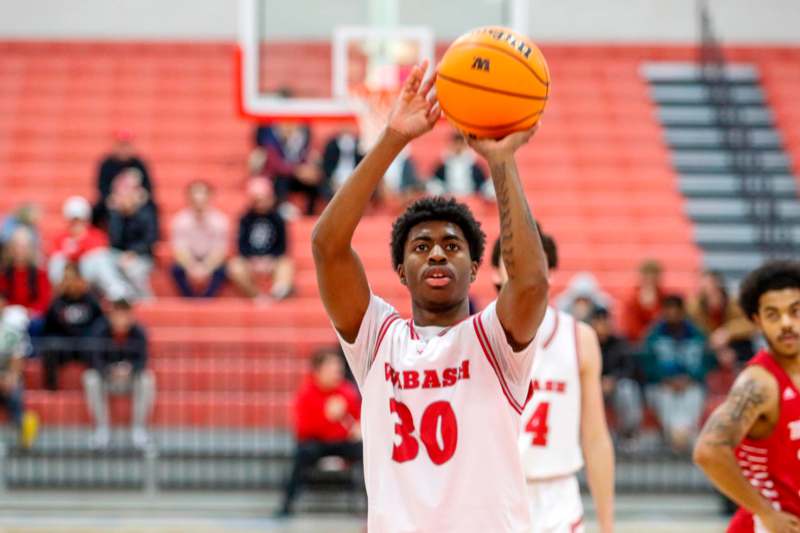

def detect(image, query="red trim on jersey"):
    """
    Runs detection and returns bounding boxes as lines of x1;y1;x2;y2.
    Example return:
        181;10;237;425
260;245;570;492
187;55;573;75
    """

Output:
570;516;584;532
371;314;401;367
473;314;524;414
408;320;419;340
543;310;560;349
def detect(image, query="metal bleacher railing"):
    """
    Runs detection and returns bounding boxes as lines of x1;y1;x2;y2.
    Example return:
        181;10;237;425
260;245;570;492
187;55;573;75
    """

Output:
698;0;796;258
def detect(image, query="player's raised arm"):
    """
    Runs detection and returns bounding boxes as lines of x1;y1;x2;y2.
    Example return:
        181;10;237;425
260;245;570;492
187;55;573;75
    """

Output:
312;61;441;342
693;368;800;532
467;127;549;349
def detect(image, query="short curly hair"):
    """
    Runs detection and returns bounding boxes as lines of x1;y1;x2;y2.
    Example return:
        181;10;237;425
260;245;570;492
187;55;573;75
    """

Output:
739;260;800;318
390;196;486;269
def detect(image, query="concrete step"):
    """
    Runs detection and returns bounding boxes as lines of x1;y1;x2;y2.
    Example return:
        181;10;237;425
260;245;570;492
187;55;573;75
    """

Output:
642;62;759;83
672;149;791;173
679;174;798;198
658;106;773;128
664;127;781;150
684;198;800;223
651;84;765;105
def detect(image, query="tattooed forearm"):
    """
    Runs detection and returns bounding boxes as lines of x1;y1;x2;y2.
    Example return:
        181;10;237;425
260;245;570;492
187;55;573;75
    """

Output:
491;161;538;279
492;162;516;275
699;378;767;448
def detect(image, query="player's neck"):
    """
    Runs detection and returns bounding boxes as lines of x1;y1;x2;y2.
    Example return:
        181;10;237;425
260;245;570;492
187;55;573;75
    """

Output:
411;299;471;327
767;348;800;376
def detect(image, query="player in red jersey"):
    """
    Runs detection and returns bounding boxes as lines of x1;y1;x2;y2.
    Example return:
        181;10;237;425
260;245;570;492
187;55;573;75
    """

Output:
694;261;800;533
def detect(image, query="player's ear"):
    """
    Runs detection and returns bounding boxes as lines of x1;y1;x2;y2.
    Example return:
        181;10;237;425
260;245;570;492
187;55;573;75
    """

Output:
397;264;407;285
470;261;478;283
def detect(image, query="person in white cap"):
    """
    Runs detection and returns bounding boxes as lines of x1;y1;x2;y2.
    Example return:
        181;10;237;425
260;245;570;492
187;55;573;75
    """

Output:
48;196;133;301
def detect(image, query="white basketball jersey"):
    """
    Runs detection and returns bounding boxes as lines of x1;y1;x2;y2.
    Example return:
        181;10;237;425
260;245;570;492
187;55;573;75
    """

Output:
519;307;584;479
337;295;537;533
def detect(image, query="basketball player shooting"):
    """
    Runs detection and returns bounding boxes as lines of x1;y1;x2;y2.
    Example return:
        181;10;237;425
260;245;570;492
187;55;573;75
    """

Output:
312;59;549;532
492;234;615;533
694;261;800;533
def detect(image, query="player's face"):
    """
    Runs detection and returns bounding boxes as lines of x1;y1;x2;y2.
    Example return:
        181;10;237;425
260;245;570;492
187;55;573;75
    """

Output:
754;288;800;359
399;220;477;311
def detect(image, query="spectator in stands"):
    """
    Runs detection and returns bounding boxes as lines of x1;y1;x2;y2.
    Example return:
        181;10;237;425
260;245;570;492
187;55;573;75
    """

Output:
170;180;229;298
556;272;613;323
252;118;322;216
427;132;493;199
640;295;714;453
0;203;42;250
0;227;51;323
83;298;155;449
320;127;364;198
589;307;643;442
622;259;665;343
277;348;362;517
93;130;153;227
701;343;740;425
227;177;294;300
0;304;38;449
50;196;135;300
379;149;422;209
107;169;158;299
41;263;105;391
687;270;755;362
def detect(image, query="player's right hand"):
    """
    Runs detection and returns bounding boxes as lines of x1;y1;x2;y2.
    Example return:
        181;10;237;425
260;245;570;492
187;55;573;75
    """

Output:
386;59;441;143
760;509;800;533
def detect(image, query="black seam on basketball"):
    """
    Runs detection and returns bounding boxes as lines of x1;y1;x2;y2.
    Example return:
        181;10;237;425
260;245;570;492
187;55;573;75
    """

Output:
439;100;543;131
437;72;548;101
444;41;550;87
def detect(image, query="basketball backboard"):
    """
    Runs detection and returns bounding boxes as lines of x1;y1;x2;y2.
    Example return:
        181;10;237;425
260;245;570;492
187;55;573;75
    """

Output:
236;0;531;121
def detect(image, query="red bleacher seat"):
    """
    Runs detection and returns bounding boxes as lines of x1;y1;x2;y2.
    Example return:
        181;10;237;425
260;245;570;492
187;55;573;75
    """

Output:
0;40;714;429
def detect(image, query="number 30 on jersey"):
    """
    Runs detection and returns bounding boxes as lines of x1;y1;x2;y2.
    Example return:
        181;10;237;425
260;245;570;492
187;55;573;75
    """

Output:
390;399;458;465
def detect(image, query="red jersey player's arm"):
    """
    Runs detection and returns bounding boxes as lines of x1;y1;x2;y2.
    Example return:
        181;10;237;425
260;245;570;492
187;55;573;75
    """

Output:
693;367;800;531
466;129;549;349
576;322;615;533
311;61;441;342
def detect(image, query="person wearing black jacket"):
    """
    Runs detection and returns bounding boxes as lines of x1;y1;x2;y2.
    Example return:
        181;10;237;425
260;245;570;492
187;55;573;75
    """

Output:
227;177;294;300
427;132;492;199
320;129;364;198
40;263;105;391
82;298;155;449
92;131;155;227
107;172;158;298
589;307;644;440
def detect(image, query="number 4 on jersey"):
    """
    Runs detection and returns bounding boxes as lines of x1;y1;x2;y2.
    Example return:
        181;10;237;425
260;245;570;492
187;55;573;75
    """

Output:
525;401;550;446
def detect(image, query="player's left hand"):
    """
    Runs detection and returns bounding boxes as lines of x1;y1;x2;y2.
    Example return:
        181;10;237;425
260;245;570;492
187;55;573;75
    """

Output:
465;123;539;163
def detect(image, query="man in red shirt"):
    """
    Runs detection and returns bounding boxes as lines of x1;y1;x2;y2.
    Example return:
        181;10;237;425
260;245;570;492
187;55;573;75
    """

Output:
277;348;361;517
622;259;666;342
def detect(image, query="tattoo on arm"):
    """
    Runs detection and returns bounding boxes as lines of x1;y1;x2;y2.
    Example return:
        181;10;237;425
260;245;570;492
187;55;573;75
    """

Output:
491;161;538;279
699;378;767;448
492;162;515;275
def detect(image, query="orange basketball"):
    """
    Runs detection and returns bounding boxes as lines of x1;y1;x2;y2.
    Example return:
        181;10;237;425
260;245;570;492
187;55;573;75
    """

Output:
435;26;550;138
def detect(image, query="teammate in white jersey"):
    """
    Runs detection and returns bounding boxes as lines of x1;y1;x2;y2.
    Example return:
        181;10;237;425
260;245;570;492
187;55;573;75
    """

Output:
492;234;615;533
312;60;550;533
